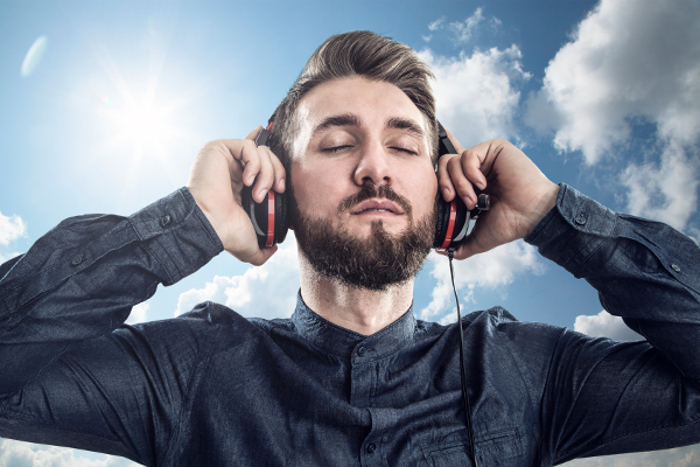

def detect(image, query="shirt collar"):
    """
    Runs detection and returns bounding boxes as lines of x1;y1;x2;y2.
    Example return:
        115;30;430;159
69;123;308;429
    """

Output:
291;291;416;360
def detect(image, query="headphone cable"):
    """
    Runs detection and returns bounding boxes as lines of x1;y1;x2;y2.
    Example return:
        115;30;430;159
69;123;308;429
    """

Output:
448;250;478;466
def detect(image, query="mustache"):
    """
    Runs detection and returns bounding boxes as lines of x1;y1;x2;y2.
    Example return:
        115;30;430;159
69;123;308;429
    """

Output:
338;183;412;215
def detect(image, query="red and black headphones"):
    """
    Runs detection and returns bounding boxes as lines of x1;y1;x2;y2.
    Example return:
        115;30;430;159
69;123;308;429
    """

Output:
242;120;489;251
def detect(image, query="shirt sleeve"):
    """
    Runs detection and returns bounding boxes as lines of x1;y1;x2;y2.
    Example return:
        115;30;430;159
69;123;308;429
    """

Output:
0;188;223;463
525;183;700;463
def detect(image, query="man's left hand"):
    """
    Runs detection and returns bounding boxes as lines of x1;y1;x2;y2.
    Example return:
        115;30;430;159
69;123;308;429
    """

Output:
437;133;560;260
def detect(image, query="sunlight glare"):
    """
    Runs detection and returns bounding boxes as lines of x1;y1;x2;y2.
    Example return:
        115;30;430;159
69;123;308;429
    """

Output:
110;93;176;156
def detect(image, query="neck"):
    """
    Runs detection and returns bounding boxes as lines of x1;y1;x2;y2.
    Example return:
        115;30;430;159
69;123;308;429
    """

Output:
298;253;414;336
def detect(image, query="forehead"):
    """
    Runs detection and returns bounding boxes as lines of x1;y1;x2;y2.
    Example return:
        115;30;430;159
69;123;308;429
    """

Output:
297;76;427;133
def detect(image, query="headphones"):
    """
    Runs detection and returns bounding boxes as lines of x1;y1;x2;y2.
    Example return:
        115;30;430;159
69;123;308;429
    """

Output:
243;120;489;252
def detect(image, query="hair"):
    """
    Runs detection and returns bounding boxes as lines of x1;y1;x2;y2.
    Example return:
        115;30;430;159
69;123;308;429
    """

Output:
267;31;438;168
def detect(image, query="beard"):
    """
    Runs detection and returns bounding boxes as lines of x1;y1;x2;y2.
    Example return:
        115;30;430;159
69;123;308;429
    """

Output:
292;183;436;291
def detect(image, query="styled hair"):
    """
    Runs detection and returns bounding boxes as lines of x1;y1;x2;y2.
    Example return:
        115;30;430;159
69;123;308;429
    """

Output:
267;31;438;167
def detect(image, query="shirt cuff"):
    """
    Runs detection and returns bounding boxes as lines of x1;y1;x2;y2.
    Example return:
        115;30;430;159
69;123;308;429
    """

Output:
524;183;617;277
129;188;224;285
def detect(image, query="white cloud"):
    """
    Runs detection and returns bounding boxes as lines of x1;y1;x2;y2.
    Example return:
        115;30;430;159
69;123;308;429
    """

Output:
573;310;643;342
0;438;138;467
420;240;544;323
0;212;26;264
621;141;699;231
420;44;531;148
21;36;48;78
126;302;149;325
176;235;300;320
562;443;700;466
0;212;26;247
448;8;485;43
526;0;700;164
428;16;446;32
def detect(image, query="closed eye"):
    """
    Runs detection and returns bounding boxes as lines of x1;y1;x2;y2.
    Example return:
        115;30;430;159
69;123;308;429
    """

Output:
322;145;353;153
390;146;418;155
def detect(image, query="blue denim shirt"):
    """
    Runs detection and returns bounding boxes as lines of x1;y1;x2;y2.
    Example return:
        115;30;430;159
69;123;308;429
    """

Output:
1;184;699;466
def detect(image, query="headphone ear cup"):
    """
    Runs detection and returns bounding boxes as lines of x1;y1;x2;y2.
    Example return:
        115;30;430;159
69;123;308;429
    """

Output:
433;195;470;251
433;197;450;249
241;185;270;249
242;185;289;248
274;190;289;245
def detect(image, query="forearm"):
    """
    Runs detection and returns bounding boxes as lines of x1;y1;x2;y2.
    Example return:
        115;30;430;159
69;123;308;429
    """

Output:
0;188;222;393
526;183;700;379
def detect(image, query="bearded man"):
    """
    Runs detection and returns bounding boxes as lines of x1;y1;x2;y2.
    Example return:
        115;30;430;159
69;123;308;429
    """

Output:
1;31;699;466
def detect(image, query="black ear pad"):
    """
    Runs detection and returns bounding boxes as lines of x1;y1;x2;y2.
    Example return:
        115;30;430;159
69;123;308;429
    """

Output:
242;185;289;249
433;195;471;252
274;189;289;245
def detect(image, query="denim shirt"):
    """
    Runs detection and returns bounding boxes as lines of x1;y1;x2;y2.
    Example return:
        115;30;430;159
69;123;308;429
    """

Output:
0;184;699;466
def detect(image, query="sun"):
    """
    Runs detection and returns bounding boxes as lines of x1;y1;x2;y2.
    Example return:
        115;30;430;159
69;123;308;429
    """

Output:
105;89;180;159
78;28;203;193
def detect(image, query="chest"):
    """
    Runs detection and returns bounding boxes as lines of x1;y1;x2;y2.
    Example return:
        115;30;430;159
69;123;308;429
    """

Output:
166;334;536;466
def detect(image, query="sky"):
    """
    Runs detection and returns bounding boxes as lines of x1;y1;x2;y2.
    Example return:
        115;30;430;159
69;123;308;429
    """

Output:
1;0;700;465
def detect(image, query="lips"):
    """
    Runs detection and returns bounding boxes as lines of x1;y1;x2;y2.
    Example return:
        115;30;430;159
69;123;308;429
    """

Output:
351;198;404;215
338;183;413;217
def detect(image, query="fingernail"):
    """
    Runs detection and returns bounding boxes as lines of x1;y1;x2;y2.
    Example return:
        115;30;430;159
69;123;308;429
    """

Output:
279;179;286;192
441;187;450;200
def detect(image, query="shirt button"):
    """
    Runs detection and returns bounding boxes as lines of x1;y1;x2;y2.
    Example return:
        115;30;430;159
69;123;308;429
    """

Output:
160;215;171;227
71;255;83;266
575;212;587;225
366;443;376;454
671;263;681;272
357;347;367;356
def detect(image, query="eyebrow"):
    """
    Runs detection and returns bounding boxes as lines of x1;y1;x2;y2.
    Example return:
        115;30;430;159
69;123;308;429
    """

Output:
311;114;425;139
386;117;425;138
312;114;360;136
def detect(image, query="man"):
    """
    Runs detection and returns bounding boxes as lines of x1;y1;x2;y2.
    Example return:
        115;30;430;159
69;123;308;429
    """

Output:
1;31;699;466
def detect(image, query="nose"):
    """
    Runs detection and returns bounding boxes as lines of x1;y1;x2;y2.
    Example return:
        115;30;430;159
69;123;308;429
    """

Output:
353;140;393;187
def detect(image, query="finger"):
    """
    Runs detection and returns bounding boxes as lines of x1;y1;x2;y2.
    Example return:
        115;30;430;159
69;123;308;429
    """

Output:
252;145;275;203
266;146;287;193
437;155;457;202
446;156;478;209
461;149;488;191
234;139;261;186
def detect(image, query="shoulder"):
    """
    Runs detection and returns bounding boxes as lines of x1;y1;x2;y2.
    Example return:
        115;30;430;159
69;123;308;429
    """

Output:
417;307;570;374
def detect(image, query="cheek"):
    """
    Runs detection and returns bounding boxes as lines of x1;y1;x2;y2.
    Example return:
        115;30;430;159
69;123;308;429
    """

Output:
407;169;438;215
290;164;344;215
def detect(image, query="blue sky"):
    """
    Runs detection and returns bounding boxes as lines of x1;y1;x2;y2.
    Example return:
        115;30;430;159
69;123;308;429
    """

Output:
1;0;700;465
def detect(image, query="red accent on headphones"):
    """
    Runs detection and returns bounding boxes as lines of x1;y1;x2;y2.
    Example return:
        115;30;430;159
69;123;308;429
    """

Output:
266;191;275;248
440;199;458;251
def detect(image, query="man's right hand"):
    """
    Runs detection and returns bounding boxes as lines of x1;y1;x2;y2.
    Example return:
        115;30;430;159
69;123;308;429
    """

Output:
186;127;286;266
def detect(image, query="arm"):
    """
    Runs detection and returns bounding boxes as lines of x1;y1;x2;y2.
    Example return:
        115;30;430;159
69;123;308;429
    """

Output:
438;136;700;459
527;185;700;462
0;188;223;462
438;135;700;379
0;130;285;461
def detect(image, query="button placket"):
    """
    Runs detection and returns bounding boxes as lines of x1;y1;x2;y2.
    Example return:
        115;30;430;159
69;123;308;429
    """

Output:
350;344;376;408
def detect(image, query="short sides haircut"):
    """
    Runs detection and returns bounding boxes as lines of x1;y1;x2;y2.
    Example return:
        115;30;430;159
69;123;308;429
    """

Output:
267;31;438;167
